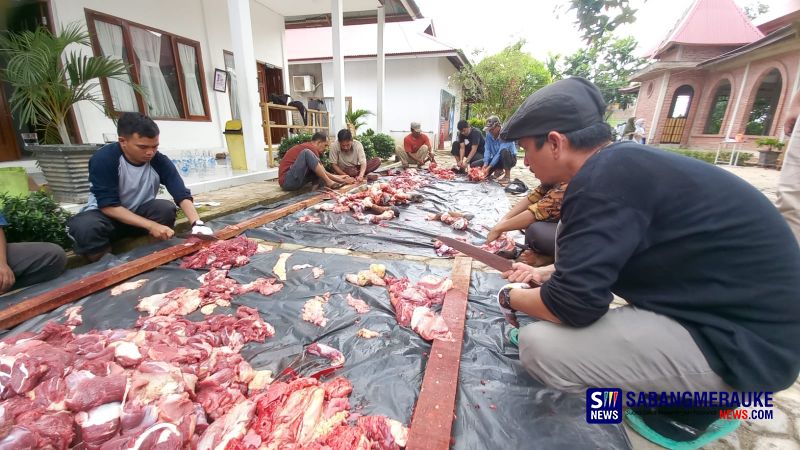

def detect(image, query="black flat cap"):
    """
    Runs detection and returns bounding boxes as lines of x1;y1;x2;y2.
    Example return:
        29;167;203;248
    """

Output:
500;77;606;141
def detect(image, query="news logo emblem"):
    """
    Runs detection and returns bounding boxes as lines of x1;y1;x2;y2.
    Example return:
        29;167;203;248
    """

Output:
586;388;622;424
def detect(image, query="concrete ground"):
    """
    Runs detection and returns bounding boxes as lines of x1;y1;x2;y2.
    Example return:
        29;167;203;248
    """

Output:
66;149;797;449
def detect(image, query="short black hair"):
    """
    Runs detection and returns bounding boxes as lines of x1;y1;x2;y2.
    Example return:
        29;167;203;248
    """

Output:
457;120;469;130
527;122;613;151
311;132;328;142
117;112;159;138
337;129;352;142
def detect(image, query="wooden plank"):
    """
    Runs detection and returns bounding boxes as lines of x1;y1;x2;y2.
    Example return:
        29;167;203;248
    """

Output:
406;256;472;450
0;185;357;330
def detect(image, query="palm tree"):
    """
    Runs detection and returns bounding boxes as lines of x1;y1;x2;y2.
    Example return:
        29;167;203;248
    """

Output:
345;108;373;133
0;23;140;144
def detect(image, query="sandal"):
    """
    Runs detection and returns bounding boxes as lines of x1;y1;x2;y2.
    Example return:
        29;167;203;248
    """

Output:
504;178;528;194
327;182;345;190
508;327;519;347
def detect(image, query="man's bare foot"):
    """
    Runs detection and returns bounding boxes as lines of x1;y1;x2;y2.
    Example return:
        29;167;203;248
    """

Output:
517;249;554;267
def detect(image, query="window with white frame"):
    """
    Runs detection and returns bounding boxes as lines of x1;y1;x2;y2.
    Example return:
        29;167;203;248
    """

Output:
86;9;209;121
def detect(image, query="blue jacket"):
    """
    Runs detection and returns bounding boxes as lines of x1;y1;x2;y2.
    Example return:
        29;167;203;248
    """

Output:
483;132;517;168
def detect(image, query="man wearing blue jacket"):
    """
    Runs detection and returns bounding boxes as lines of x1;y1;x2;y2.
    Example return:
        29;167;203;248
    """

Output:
481;115;516;185
67;113;210;261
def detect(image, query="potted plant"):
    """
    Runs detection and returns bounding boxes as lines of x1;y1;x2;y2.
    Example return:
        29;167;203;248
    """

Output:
0;23;139;203
345;109;373;134
754;137;785;168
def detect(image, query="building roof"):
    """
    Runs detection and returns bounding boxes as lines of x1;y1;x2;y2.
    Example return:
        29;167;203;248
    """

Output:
698;25;798;67
652;0;764;57
285;19;468;69
630;61;701;82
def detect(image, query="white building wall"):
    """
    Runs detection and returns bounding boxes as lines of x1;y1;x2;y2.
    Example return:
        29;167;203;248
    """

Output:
49;0;285;156
291;56;460;147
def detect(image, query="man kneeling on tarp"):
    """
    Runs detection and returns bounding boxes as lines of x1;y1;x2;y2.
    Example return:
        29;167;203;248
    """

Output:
67;113;210;262
495;77;800;449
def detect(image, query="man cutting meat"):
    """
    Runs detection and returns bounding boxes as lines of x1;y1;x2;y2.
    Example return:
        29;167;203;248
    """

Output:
496;77;800;448
279;132;352;191
329;129;381;182
67;113;211;262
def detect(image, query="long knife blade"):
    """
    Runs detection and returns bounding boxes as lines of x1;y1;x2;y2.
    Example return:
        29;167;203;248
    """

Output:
436;235;513;272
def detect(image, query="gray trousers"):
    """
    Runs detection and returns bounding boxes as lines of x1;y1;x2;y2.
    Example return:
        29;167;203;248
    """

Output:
281;149;320;191
519;306;731;394
7;242;67;290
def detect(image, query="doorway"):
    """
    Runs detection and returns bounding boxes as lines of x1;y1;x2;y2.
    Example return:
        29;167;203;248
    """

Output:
660;85;694;144
257;63;287;144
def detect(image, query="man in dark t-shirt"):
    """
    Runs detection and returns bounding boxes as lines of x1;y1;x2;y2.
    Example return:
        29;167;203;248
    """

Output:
497;78;800;445
451;120;484;170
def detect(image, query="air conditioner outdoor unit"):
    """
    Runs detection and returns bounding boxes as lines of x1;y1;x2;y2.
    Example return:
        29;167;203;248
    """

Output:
292;75;315;92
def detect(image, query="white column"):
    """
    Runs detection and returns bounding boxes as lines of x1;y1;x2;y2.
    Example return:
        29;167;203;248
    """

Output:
725;62;751;140
331;0;346;133
648;72;670;143
227;0;267;171
376;5;386;133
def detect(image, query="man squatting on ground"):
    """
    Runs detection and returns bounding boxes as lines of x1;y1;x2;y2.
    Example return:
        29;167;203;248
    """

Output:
451;119;485;170
68;113;211;262
395;122;434;168
279;132;352;191
480;115;517;185
496;77;800;444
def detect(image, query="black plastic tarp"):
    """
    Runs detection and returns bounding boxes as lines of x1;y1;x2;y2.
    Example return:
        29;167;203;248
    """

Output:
211;177;515;258
1;248;630;449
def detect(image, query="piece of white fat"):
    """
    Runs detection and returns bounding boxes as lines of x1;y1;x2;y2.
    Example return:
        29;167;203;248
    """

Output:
82;402;122;426
113;341;142;361
273;253;292;281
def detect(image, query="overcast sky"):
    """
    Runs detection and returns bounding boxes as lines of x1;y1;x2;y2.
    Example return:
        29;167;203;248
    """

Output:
413;0;783;63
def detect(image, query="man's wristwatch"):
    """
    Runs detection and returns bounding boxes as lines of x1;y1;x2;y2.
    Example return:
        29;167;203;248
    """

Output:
191;219;204;227
499;285;517;312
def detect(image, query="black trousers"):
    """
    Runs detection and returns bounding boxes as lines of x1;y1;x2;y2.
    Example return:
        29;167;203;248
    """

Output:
67;199;177;255
524;221;558;256
488;148;517;171
451;142;484;167
6;242;67;290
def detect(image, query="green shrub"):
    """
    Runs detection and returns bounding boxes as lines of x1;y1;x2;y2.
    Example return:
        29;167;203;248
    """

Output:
277;133;313;159
371;133;396;160
468;118;486;131
664;148;752;166
0;191;73;250
358;134;377;159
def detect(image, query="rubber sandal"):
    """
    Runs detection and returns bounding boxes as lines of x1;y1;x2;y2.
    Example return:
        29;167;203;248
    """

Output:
508;328;519;347
624;409;741;450
504;179;528;194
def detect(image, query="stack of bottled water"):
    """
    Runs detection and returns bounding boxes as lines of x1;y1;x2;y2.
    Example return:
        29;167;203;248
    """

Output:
170;150;217;176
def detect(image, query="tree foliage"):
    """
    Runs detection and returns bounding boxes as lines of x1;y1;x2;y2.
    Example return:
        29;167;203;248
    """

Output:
564;0;639;45
450;40;551;121
554;35;646;111
743;1;770;20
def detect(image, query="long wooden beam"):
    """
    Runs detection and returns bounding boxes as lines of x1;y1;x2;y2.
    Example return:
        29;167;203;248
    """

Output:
0;186;354;330
406;256;472;450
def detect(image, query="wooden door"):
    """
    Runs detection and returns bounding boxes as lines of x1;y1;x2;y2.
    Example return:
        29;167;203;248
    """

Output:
0;88;21;162
264;65;287;143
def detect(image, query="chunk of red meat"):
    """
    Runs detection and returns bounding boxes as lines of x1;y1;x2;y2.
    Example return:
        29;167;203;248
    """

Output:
75;402;122;448
195;399;255;450
65;371;127;412
356;416;407;450
181;236;259;270
317;424;370;450
323;377;352;399
29;377;67;411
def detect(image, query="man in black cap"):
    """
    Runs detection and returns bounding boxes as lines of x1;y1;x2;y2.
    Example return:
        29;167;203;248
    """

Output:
451;120;484;171
497;77;800;447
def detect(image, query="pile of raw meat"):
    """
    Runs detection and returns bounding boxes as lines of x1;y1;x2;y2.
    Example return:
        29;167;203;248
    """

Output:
136;268;283;316
467;166;487;182
345;265;454;341
427;212;470;231
0;305;408;449
311;173;428;225
426;162;456;180
181;236;271;270
432;233;517;258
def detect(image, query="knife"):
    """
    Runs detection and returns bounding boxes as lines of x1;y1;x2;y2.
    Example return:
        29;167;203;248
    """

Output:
435;235;513;272
188;232;219;242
